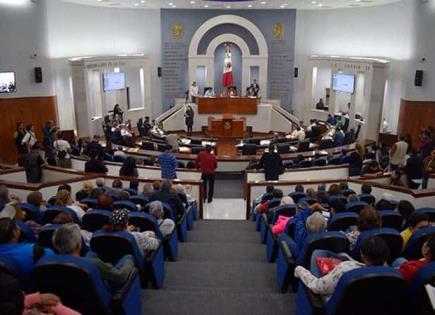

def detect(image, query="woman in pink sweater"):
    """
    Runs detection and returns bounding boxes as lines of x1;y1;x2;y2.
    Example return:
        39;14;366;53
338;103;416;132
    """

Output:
0;271;80;315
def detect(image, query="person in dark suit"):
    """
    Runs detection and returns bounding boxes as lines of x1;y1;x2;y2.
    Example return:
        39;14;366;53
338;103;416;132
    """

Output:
252;79;260;97
184;106;194;135
86;137;104;160
85;150;108;174
258;144;283;181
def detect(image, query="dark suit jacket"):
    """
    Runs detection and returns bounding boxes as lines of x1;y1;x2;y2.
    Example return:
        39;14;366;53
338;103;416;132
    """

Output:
258;152;283;181
149;191;186;219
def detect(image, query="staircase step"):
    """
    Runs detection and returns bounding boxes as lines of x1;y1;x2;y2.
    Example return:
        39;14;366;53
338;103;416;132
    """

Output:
141;289;295;315
164;261;277;290
177;242;266;262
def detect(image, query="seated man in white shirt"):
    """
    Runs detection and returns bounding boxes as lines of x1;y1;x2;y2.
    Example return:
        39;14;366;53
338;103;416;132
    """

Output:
53;133;71;158
113;146;127;159
204;87;216;97
286;126;305;142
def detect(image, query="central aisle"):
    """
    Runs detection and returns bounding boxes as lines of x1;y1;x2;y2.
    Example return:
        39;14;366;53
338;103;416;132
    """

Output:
142;220;295;315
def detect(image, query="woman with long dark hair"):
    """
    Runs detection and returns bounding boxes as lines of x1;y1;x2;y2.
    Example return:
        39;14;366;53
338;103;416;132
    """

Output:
119;156;138;177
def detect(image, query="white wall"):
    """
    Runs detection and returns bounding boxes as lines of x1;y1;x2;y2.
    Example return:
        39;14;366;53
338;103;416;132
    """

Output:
293;0;416;133
45;1;162;130
0;0;54;98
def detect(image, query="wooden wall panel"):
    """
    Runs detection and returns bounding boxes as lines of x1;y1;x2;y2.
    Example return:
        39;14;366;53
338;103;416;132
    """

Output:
397;99;435;150
0;96;58;164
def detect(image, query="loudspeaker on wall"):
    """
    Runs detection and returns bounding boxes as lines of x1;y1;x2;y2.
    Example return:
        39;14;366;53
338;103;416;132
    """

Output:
294;67;299;78
34;67;43;83
415;70;423;87
157;67;162;77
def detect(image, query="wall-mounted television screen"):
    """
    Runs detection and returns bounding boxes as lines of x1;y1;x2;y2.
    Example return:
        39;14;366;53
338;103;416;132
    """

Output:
103;72;125;91
0;71;17;93
332;73;355;94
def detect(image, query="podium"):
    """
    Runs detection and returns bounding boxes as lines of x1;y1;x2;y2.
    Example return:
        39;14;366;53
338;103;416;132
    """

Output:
208;114;246;138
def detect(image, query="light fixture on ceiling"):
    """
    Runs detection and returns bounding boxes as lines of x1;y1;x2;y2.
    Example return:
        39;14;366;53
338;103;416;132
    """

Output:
204;4;208;7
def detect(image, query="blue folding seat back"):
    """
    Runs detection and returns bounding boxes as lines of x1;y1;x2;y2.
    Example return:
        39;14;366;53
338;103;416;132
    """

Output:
403;227;435;260
91;230;165;289
266;215;295;263
345;201;368;213
288;192;306;203
276;233;298;292
43;206;81;224
81;197;98;209
266;198;282;211
47;196;57;206
113;200;138;212
380;210;403;230
125;188;137;196
341;189;356;197
358;193;376;206
82;209;112;232
261;193;273;203
185;204;194;230
34;255;142;315
416;207;435;222
297;231;350;267
16;220;37;243
324;267;409;315
128;211;178;262
328;212;358;232
298;197;317;206
106;190;119;201
328;195;347;205
271;205;297;224
17;202;43;223
410;263;435;315
130;195;149;207
351;228;403;263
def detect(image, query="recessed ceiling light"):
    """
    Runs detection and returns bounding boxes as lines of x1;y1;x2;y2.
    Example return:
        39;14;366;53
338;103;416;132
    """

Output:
140;0;145;3
168;2;173;5
190;0;195;4
260;1;266;5
311;1;317;4
247;4;252;7
318;3;323;7
204;4;208;7
134;3;139;6
226;5;231;8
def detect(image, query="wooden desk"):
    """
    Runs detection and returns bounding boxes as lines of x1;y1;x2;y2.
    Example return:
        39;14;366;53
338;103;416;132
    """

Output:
197;97;258;114
208;115;246;138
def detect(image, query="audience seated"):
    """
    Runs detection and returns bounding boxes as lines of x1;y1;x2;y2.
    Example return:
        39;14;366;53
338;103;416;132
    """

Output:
0;270;80;315
294;235;389;303
119;157;138;177
400;212;430;250
52;223;135;290
344;207;381;250
149;180;186;220
393;232;435;284
255;189;283;214
0;218;54;289
396;200;415;225
149;201;175;238
141;183;154;198
54;190;85;220
375;193;395;210
102;209;160;253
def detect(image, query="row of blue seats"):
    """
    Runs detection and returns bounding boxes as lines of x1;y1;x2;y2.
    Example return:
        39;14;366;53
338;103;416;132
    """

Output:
252;204;435;314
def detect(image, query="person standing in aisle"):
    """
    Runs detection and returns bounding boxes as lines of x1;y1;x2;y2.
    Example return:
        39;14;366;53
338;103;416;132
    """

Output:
196;145;217;203
185;105;194;135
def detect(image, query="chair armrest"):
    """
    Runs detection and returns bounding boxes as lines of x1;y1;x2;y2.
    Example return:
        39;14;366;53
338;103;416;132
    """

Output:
302;283;325;315
280;240;296;265
176;212;187;226
144;241;163;261
262;213;269;226
112;268;139;301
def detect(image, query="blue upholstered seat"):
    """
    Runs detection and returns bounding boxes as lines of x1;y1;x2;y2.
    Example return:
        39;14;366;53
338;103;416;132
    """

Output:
34;254;141;315
82;209;112;232
17;202;43;223
380;210;403;230
402;226;435;260
327;212;358;232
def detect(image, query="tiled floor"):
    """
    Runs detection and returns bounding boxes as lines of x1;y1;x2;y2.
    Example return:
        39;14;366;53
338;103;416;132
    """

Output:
203;198;246;220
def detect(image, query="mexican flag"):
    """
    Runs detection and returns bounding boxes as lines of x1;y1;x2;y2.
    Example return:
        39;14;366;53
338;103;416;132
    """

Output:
222;43;234;87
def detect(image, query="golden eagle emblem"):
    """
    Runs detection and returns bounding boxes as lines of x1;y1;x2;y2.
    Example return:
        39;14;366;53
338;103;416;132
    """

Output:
171;23;184;40
273;23;285;40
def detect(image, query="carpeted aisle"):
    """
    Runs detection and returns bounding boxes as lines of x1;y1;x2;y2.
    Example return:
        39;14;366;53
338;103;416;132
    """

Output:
142;220;295;315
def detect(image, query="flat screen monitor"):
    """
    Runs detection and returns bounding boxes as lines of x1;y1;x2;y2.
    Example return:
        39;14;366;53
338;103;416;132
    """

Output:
0;71;17;93
103;72;125;91
332;73;355;94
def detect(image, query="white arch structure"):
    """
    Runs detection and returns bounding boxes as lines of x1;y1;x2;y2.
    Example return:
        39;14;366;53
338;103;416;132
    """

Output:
188;14;268;97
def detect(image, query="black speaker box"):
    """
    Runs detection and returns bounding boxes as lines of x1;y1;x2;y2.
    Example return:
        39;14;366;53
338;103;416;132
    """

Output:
415;70;423;87
294;67;299;78
34;67;43;83
157;67;162;77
